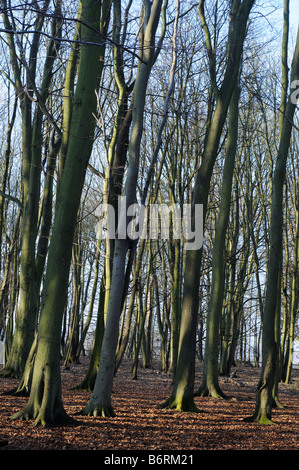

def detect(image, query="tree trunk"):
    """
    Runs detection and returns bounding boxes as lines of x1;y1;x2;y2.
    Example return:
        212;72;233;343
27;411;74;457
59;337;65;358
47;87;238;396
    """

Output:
10;0;111;426
80;0;164;418
162;0;255;412
245;25;299;424
0;1;47;377
1;1;63;378
196;81;240;398
75;275;105;392
284;188;298;383
115;238;146;372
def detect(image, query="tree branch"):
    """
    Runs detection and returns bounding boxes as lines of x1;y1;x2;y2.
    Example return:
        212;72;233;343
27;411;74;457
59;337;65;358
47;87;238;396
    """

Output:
0;190;23;211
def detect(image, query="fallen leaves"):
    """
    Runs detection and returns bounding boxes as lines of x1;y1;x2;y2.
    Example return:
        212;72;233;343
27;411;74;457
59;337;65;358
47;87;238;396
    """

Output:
0;357;298;451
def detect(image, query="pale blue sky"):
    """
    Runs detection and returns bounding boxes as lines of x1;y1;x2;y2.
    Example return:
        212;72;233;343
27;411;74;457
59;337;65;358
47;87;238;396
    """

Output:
289;0;299;32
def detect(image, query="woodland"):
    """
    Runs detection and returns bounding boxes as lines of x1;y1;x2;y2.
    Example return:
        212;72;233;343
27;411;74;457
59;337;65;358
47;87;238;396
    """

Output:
0;0;298;451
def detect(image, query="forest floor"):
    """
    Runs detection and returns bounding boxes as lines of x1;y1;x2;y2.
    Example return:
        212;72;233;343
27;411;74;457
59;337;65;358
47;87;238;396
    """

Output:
0;356;298;452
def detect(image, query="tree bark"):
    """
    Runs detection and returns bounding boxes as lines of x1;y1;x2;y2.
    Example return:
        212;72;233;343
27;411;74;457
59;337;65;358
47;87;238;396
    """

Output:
80;0;165;418
161;0;255;412
0;0;52;378
10;0;111;426
245;25;299;424
196;81;240;398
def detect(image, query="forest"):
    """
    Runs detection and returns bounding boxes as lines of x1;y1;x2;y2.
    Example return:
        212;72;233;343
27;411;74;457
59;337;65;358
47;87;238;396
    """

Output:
0;0;298;451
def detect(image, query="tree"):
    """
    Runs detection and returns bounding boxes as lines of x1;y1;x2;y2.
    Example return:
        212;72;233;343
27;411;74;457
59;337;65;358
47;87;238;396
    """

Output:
196;79;240;398
161;0;255;412
282;161;298;384
80;0;167;417
0;0;297;435
245;24;299;425
0;0;62;378
10;0;111;426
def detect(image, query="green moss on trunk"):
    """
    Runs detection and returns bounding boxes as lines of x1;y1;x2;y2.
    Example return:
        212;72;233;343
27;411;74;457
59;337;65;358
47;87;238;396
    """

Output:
10;351;75;427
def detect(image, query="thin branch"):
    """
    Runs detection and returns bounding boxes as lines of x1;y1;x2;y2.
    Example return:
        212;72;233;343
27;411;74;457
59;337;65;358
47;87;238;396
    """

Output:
198;0;218;97
87;163;105;179
0;190;23;211
141;0;180;206
0;6;147;63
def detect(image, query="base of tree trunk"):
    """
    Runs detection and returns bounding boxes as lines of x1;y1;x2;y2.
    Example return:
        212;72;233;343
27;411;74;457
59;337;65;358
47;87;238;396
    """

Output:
272;396;284;409
159;394;201;413
79;403;116;418
7;366;34;397
0;365;22;380
243;413;274;425
243;386;275;425
74;370;96;392
10;402;77;428
195;381;227;399
3;385;30;397
9;361;77;427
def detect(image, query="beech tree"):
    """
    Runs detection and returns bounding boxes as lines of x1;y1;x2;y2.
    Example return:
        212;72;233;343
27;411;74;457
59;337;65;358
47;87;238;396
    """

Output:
195;79;241;398
245;22;299;425
0;0;298;433
80;0;168;418
10;0;111;426
162;0;255;412
0;0;62;378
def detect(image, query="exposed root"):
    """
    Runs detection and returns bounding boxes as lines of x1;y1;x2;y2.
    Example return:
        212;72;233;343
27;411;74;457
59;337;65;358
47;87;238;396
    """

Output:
31;412;77;428
195;384;227;399
0;366;21;380
3;382;31;397
10;400;78;428
73;377;95;392
159;396;201;413
243;414;274;425
78;403;116;418
272;397;284;409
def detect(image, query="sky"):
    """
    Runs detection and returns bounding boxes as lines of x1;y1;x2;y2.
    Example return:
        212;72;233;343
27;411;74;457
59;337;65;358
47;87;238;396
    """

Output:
289;0;299;36
290;0;299;27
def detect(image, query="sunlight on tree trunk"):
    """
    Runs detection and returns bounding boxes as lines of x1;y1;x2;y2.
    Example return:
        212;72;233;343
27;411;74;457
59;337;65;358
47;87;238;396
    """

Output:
10;0;111;426
80;0;166;418
162;0;255;412
245;24;299;425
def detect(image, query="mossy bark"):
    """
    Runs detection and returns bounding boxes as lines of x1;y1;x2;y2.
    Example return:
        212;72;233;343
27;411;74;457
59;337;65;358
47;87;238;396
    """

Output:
1;1;62;378
244;344;277;425
80;239;130;417
75;276;105;391
284;202;298;384
196;82;240;399
10;335;75;427
10;0;111;426
160;247;200;412
80;0;164;418
245;25;299;425
162;0;254;411
0;4;44;378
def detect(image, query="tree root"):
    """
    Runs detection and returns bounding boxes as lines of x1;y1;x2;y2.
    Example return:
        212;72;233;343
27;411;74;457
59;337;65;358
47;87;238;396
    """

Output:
73;377;95;392
243;414;274;425
272;396;284;409
195;385;227;399
159;395;201;413
78;403;116;418
3;381;31;397
0;366;21;380
10;402;78;428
